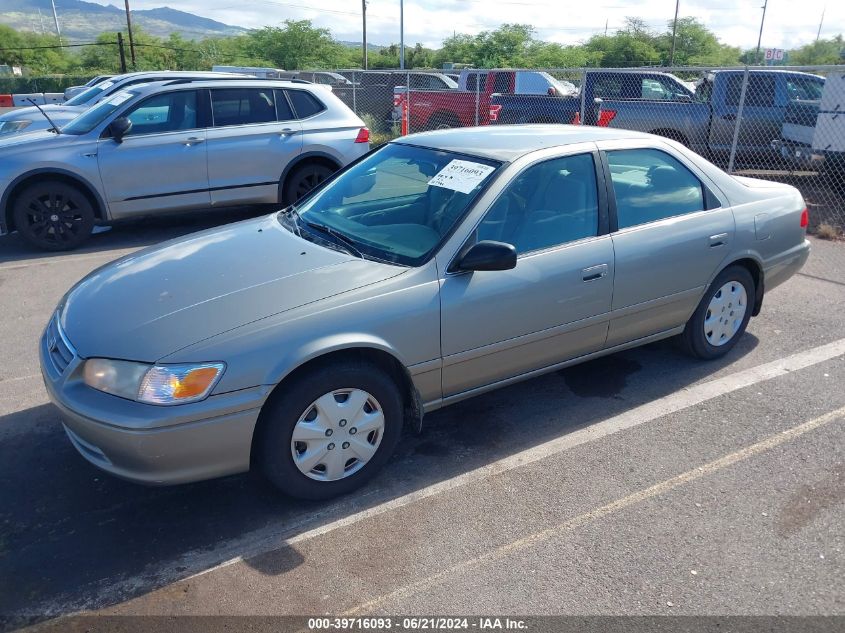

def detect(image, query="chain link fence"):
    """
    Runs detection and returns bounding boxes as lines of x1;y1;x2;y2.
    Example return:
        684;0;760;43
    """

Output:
327;66;844;241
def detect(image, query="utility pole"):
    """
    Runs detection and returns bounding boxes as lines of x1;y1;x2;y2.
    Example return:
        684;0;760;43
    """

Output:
117;32;127;74
399;0;405;70
49;0;63;48
124;0;137;69
37;8;45;35
362;0;368;70
669;0;680;66
754;0;768;65
816;6;825;43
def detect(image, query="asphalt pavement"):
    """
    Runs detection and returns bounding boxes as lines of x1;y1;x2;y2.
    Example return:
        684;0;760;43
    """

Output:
0;216;843;631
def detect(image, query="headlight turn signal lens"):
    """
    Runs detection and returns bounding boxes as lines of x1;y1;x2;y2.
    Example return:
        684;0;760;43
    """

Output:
137;363;226;405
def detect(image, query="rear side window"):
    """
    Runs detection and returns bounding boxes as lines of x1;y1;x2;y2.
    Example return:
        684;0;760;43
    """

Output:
607;149;705;229
273;90;295;121
725;74;776;107
286;90;325;118
465;72;487;92
211;88;277;126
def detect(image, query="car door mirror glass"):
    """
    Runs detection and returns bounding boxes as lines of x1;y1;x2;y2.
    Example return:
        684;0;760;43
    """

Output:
456;240;517;272
109;116;132;143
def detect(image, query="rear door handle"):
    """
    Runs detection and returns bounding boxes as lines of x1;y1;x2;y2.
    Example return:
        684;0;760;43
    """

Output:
182;137;204;146
582;263;608;282
709;233;729;248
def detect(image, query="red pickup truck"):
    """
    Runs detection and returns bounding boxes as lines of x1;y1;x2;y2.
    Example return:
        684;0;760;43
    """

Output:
393;69;577;131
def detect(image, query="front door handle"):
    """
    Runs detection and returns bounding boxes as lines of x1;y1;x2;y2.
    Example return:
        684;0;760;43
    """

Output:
182;137;204;146
279;128;297;136
582;263;608;282
709;232;729;247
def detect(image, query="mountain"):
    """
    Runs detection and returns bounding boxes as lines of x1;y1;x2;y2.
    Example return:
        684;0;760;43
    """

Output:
0;0;246;41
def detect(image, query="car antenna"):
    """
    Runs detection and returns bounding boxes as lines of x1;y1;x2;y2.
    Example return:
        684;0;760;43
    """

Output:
26;98;62;134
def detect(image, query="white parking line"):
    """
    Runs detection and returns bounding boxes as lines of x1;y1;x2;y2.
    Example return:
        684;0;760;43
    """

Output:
344;403;845;614
186;336;845;581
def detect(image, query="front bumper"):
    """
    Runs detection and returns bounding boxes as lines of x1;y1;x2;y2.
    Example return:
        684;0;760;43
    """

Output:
40;317;269;485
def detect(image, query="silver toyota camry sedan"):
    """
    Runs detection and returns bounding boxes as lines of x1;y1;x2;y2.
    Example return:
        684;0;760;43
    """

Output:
41;125;810;499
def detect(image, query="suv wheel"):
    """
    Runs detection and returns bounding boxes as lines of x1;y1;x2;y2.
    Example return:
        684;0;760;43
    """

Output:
257;360;404;500
282;163;335;206
12;181;95;251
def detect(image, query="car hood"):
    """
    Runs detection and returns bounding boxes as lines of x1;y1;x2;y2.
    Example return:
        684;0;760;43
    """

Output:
0;104;84;122
0;129;82;151
60;214;405;362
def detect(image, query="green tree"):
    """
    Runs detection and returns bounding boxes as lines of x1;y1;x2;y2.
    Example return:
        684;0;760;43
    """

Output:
657;17;740;66
0;24;76;74
245;21;347;70
790;35;844;65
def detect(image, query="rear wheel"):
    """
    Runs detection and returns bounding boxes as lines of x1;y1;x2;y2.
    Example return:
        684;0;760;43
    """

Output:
12;181;95;251
257;360;404;499
282;163;335;206
681;265;755;359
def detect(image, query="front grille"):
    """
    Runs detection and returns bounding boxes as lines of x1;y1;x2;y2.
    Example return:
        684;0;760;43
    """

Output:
46;314;76;375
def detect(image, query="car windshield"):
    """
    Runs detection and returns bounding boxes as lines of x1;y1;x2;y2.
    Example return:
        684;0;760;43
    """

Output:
61;90;137;135
287;143;501;266
64;78;116;106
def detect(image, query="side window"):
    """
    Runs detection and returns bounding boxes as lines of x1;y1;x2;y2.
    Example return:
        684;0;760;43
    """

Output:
641;78;677;100
123;90;198;136
478;153;599;254
273;90;295;121
786;77;824;101
726;74;776;107
286;90;326;118
607;149;705;229
211;88;276;126
492;73;511;94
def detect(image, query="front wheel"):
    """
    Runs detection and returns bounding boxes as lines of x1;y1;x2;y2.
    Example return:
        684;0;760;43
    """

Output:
257;360;404;499
681;265;755;360
12;181;95;251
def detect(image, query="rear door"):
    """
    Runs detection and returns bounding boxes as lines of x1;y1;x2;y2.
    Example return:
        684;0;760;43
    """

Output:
709;73;779;156
599;141;735;347
205;87;302;206
97;89;210;218
288;88;364;168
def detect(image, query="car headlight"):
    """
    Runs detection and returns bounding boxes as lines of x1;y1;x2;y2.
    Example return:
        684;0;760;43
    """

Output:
0;120;32;134
83;359;225;405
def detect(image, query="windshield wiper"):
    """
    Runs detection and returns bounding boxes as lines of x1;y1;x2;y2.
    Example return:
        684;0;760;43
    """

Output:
303;220;363;258
26;98;61;134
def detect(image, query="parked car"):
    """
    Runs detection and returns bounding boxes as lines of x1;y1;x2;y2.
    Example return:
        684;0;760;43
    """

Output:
332;71;457;129
63;74;115;101
394;69;578;131
0;70;250;136
41;125;810;499
489;70;693;127
0;79;369;250
286;71;352;86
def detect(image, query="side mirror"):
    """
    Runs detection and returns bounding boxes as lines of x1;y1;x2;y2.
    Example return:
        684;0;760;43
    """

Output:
109;116;132;143
455;240;517;272
547;86;558;97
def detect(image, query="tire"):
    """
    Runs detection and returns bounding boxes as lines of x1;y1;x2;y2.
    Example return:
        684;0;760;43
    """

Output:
282;163;335;206
12;181;95;251
681;265;755;360
257;360;404;500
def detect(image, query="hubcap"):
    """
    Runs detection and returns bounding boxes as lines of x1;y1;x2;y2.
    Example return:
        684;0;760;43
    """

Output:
24;192;85;245
290;388;385;481
704;281;748;347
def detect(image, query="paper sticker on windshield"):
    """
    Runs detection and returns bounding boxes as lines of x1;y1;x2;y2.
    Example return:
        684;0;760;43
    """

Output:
107;91;133;106
98;81;114;90
428;160;496;194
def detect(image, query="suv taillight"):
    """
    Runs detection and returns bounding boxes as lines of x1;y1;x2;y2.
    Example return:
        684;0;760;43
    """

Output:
355;127;370;143
800;207;809;228
489;104;502;122
598;110;617;127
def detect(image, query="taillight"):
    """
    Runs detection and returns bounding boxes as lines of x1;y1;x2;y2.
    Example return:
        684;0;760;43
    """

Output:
489;104;502;122
800;207;809;228
598;110;617;127
355;127;370;143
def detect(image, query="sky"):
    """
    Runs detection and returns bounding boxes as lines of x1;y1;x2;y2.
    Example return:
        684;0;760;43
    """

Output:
90;0;843;51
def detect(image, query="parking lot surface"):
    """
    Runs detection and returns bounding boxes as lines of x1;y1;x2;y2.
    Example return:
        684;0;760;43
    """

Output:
0;217;843;630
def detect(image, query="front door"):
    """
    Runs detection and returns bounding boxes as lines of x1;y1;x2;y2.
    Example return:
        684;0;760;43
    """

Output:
97;89;209;218
205;87;302;206
601;145;735;347
438;152;615;398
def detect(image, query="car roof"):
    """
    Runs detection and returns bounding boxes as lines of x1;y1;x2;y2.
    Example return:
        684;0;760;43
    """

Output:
113;70;248;81
123;79;320;94
396;124;653;161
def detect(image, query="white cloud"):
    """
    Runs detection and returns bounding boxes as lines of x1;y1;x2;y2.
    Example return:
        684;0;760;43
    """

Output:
87;0;842;51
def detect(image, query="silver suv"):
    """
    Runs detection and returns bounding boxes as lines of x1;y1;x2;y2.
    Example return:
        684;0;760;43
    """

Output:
0;79;370;250
0;71;250;135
